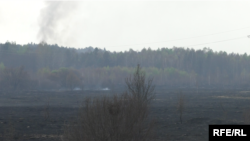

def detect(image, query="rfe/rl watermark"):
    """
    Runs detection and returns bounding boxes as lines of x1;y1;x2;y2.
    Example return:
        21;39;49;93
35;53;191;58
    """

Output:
213;129;247;136
209;125;250;141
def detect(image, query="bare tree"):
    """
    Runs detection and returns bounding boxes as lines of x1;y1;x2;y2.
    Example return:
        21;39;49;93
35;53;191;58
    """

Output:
63;64;156;141
125;64;155;104
177;91;185;123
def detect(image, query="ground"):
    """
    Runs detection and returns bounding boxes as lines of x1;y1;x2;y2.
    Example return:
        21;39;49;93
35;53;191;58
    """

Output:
0;89;249;141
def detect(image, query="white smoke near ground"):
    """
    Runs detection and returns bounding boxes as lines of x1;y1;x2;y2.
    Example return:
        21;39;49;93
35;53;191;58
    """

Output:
37;1;79;45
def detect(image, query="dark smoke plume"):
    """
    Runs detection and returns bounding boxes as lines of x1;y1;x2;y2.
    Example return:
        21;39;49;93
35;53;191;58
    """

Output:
37;1;78;44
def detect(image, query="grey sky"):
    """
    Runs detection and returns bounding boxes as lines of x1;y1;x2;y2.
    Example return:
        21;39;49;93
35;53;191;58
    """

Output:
0;1;250;54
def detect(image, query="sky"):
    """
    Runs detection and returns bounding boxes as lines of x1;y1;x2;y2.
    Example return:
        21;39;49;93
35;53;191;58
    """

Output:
0;1;250;54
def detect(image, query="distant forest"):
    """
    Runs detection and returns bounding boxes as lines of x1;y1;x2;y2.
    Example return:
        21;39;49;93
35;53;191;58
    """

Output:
0;41;250;90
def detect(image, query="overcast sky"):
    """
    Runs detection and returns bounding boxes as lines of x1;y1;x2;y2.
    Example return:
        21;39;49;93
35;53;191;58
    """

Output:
0;1;250;54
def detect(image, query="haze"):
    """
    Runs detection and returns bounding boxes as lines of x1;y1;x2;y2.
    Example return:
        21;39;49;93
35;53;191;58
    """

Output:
0;1;250;54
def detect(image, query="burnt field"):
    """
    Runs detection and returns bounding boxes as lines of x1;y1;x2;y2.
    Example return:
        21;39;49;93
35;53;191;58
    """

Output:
0;89;250;141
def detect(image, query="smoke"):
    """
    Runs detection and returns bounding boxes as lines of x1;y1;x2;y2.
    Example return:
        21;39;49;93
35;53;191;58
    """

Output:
37;1;78;45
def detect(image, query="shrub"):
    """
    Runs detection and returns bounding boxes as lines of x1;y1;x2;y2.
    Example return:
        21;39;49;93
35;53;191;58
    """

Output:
63;64;155;141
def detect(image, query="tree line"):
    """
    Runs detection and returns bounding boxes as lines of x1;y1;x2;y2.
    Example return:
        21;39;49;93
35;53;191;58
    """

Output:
0;41;250;90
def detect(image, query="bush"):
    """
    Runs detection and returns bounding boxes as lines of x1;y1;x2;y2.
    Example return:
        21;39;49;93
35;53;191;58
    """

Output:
63;64;155;141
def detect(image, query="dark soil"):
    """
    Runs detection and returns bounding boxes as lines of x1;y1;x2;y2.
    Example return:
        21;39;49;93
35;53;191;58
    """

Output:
0;89;249;141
